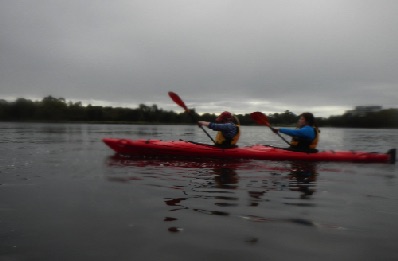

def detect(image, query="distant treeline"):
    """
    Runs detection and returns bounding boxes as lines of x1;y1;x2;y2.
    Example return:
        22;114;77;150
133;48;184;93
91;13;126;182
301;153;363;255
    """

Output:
0;96;397;128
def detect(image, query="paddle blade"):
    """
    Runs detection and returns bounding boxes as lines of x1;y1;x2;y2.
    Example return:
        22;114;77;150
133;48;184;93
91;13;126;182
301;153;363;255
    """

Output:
250;111;270;126
168;91;188;111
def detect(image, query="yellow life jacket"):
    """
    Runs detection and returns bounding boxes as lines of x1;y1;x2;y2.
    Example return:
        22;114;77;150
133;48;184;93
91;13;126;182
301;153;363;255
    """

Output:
215;125;240;147
290;127;319;150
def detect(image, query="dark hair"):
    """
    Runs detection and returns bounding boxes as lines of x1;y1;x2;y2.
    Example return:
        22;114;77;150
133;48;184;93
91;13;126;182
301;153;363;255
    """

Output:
300;112;320;133
300;112;315;126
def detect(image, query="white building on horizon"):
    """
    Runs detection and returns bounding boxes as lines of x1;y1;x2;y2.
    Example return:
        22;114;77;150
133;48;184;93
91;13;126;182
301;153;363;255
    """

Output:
345;106;383;116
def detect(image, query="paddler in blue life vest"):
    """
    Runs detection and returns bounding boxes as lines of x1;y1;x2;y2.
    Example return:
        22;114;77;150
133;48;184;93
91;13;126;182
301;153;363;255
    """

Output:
198;111;241;147
273;112;320;152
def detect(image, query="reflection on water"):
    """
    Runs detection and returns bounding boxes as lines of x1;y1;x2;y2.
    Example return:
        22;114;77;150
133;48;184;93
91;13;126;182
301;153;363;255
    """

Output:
106;154;326;232
288;162;318;199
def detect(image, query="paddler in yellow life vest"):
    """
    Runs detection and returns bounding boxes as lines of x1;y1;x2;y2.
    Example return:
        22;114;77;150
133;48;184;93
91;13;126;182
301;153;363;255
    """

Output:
272;112;320;152
198;111;240;147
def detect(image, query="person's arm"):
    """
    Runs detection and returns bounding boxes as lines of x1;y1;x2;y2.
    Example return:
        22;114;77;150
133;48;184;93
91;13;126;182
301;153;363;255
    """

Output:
279;126;315;140
198;121;210;127
208;122;236;131
198;122;237;133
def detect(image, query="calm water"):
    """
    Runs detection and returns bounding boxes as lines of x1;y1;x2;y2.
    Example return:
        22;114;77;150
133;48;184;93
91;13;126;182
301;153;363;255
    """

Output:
0;122;397;261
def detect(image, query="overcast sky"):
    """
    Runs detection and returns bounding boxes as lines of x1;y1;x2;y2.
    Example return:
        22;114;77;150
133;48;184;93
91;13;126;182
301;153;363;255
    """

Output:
1;0;397;117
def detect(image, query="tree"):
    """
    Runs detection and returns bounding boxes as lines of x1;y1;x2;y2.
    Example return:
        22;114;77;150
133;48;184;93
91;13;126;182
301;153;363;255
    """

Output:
35;96;68;121
14;98;36;120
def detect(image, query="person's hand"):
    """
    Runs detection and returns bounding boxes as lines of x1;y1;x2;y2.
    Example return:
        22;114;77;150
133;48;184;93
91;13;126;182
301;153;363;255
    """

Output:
198;121;209;127
271;128;279;134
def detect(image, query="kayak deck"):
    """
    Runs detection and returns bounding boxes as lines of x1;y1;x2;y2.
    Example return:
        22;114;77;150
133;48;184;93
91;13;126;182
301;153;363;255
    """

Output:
102;138;396;164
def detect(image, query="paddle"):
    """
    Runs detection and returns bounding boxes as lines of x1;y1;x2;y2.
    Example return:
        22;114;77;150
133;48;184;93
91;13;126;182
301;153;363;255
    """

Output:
250;111;290;145
168;91;216;144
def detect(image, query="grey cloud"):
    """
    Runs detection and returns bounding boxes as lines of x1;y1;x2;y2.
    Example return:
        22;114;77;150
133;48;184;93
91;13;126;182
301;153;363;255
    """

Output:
1;0;397;117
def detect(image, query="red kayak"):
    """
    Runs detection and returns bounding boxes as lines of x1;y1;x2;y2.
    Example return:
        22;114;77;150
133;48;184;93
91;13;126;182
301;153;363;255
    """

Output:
102;138;396;164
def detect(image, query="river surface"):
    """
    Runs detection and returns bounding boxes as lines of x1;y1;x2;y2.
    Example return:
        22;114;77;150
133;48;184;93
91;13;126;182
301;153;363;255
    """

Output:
0;122;397;261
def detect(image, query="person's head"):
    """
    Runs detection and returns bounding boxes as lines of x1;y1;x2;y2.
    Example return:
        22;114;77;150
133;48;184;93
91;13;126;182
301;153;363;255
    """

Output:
298;112;315;127
216;111;233;123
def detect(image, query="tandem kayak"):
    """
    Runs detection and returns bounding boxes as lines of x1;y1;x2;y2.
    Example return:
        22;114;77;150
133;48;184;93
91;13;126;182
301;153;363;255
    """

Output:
102;138;396;164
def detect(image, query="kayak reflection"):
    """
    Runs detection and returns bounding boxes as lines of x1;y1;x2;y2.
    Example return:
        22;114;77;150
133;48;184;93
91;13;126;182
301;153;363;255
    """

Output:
105;154;319;198
105;154;320;231
106;154;249;169
288;161;318;199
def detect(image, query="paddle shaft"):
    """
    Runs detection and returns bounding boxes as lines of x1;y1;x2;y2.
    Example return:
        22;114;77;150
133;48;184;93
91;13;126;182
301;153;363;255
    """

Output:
168;92;216;144
250;111;291;146
268;125;291;146
184;110;216;143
